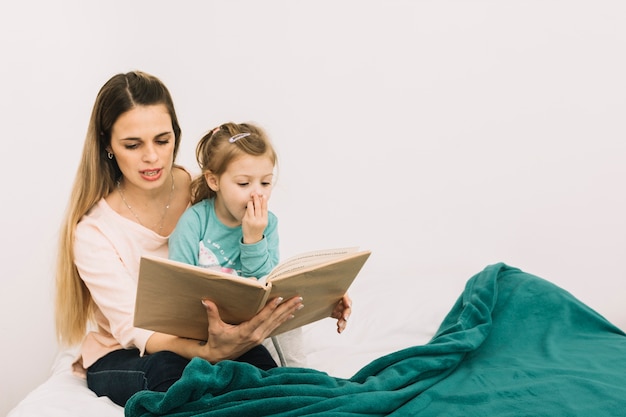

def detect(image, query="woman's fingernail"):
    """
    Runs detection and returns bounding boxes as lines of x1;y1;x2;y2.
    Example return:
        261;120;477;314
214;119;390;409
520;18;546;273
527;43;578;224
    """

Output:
297;304;305;311
275;297;284;305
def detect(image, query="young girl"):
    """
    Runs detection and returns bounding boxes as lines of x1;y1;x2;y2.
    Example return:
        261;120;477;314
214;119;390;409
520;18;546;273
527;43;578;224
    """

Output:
170;122;352;335
168;122;279;279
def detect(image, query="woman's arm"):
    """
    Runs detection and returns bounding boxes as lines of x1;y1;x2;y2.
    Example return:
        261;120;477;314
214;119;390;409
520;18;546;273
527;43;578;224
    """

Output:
145;295;304;362
74;216;156;353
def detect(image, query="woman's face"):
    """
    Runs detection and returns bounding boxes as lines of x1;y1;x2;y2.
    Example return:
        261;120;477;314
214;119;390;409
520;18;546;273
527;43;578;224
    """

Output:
108;104;175;191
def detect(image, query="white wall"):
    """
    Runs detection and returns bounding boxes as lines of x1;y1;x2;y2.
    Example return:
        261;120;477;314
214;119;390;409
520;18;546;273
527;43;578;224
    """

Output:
2;0;625;414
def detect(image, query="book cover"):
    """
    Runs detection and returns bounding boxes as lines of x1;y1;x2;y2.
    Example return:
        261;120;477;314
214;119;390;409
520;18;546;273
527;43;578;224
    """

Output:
134;248;371;339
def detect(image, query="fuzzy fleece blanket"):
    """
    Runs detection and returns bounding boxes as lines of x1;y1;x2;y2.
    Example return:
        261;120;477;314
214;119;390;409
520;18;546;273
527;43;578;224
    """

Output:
125;263;626;416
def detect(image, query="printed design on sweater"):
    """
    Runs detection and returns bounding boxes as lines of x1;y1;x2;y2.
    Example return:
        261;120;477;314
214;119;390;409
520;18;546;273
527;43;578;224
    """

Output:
198;241;236;275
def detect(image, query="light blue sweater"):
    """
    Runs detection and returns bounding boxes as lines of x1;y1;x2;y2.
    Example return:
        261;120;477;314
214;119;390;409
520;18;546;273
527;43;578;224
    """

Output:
168;199;279;279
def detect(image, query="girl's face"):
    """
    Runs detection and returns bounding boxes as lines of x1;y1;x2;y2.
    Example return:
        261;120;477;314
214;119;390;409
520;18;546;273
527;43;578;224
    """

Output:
208;154;275;226
108;104;175;192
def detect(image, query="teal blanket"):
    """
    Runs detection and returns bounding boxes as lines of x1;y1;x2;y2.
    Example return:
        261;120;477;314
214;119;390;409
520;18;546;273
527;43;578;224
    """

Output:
125;263;626;416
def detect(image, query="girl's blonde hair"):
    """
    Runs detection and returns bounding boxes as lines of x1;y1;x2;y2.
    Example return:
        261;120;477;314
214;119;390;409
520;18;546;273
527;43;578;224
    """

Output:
55;71;182;346
191;122;277;205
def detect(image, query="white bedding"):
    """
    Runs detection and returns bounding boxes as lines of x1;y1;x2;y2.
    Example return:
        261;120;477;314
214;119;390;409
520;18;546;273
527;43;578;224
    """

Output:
9;264;625;417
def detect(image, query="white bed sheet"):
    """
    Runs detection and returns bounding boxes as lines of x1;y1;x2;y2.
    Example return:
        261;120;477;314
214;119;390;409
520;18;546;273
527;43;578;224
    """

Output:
7;348;124;417
7;328;309;417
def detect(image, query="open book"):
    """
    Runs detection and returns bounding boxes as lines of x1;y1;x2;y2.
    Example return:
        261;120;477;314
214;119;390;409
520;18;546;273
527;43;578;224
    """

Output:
134;247;371;339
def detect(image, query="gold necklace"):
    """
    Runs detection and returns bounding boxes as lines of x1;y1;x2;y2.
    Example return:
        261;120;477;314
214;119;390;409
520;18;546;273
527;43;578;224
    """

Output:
116;172;175;233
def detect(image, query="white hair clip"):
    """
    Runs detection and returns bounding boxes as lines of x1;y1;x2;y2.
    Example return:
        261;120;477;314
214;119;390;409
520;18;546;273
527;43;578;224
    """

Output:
229;132;251;143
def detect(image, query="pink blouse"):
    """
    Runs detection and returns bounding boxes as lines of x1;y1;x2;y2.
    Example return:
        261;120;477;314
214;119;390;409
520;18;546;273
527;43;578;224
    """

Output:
72;198;168;376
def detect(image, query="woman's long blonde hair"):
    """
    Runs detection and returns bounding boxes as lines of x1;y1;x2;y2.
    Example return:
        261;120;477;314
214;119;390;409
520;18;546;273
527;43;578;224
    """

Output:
55;71;182;346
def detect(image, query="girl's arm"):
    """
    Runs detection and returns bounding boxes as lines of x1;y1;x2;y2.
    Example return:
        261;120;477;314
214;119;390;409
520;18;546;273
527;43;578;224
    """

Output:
168;204;205;266
240;212;279;278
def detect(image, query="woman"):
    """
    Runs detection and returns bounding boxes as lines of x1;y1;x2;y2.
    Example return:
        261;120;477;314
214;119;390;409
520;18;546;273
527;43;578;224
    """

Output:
54;70;353;407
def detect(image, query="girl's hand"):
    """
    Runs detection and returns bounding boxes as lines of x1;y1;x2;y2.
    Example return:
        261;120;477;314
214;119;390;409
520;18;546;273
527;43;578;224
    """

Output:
331;294;352;334
198;295;303;363
242;193;268;244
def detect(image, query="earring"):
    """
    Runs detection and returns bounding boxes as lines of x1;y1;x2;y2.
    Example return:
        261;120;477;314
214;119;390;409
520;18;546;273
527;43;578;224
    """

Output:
107;152;114;160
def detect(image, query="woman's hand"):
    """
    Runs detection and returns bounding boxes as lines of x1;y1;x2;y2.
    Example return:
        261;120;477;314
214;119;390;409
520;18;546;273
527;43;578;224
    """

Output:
331;294;352;334
198;295;303;363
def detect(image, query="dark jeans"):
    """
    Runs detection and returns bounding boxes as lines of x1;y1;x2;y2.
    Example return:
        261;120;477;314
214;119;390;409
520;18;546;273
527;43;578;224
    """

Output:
87;345;277;407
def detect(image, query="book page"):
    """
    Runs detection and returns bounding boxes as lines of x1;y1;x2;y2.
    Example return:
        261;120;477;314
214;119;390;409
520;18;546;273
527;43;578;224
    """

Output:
268;247;360;280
